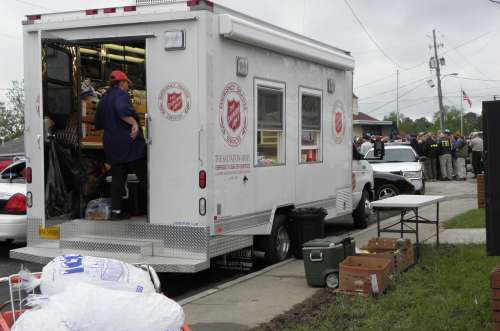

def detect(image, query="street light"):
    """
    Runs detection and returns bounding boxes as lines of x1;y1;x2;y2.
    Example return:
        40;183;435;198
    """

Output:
429;72;458;131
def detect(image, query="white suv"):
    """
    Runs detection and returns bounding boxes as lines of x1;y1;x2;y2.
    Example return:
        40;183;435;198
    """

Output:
365;145;425;194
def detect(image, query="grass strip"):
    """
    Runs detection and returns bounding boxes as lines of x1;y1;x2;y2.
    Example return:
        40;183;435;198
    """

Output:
253;244;498;331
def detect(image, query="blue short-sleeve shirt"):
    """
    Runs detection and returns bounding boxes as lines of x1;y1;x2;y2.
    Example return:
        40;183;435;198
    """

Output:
95;87;146;165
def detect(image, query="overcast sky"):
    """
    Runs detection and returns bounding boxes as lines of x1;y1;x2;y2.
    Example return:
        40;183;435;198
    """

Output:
1;0;499;120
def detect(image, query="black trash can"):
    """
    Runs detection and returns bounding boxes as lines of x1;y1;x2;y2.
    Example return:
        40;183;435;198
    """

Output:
289;207;327;259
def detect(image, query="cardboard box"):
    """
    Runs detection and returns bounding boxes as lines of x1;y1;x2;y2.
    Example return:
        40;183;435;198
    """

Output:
339;255;393;295
361;238;414;272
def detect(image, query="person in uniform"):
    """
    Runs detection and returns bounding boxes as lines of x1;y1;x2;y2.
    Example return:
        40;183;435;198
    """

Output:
95;70;147;220
425;133;439;181
438;130;453;181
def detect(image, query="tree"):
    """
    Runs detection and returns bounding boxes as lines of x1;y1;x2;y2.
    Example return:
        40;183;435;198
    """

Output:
1;80;25;141
431;106;481;135
413;117;433;134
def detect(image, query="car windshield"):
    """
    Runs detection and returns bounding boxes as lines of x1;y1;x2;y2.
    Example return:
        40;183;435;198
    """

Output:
366;148;416;163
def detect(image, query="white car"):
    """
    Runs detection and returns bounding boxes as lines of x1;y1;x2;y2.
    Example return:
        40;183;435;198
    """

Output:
0;160;27;242
365;145;425;194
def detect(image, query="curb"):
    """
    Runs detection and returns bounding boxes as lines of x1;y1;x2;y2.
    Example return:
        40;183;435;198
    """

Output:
178;258;294;306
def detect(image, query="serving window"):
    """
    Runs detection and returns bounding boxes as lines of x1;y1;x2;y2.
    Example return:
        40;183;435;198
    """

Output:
255;80;285;166
299;88;322;163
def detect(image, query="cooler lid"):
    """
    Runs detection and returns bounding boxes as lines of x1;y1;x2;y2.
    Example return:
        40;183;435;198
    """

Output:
303;236;352;248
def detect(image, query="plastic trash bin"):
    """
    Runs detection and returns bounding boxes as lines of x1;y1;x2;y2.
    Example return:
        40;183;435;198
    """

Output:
302;236;355;288
289;207;327;259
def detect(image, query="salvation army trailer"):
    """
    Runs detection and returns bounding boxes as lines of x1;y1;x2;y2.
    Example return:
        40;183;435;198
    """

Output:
12;0;372;272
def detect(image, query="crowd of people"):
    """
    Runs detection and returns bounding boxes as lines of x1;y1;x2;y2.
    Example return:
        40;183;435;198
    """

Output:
354;131;484;181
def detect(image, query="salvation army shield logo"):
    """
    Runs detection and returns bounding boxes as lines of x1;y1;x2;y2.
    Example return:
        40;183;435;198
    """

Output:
219;82;248;147
333;101;345;144
167;93;183;112
227;100;241;132
158;82;191;121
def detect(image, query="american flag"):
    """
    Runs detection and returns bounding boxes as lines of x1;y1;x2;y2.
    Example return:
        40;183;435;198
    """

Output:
462;89;472;108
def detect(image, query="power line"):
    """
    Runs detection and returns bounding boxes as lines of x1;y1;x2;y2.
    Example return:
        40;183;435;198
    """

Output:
358;75;429;101
14;0;54;12
364;80;428;115
343;0;401;68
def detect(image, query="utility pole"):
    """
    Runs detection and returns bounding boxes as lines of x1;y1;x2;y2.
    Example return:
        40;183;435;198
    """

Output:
396;69;399;129
433;29;445;132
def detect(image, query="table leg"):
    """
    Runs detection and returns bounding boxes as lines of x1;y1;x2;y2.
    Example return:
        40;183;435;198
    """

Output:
415;207;420;261
436;202;440;248
377;210;380;237
400;209;404;238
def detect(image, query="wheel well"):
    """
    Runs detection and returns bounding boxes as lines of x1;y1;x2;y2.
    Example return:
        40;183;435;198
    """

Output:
363;183;373;201
273;205;294;222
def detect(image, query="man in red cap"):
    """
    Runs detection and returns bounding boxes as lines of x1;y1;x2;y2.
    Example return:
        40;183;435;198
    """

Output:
95;70;147;220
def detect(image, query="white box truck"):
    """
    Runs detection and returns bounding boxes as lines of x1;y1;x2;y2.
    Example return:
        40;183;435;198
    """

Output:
13;0;375;272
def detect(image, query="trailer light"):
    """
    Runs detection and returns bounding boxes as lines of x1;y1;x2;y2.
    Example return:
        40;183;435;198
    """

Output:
164;31;185;50
236;57;248;77
26;15;41;21
26;191;33;208
4;193;26;214
86;9;98;15
199;198;206;216
199;170;206;189
26;167;32;184
187;0;214;8
124;6;137;12
103;8;116;14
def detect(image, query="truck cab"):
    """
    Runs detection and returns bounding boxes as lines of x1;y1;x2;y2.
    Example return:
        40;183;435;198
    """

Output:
351;147;374;229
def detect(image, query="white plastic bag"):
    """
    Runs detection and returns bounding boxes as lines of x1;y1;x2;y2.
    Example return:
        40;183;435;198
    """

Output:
12;308;71;331
47;283;184;331
40;255;156;296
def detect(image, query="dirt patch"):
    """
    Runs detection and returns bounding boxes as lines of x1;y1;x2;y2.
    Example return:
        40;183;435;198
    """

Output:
251;288;354;331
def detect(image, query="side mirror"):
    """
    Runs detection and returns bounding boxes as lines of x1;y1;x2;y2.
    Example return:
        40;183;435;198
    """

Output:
373;141;385;159
418;156;427;162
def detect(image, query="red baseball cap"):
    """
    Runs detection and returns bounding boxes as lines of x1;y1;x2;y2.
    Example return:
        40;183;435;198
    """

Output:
109;70;132;83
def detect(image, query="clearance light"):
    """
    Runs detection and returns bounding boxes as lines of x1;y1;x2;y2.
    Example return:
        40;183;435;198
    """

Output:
86;9;98;15
124;6;137;12
187;0;214;7
26;167;32;184
26;15;41;21
103;8;116;14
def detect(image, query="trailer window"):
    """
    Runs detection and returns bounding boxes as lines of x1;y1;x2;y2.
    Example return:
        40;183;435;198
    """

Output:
255;82;285;166
299;88;322;163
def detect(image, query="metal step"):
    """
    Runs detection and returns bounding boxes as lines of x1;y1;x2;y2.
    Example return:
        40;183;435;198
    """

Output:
10;246;210;273
60;236;154;260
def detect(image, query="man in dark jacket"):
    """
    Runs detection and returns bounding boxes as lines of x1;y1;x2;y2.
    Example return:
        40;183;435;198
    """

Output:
425;134;439;181
95;70;147;220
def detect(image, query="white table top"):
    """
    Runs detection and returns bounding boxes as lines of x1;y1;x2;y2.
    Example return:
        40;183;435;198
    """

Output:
371;195;446;208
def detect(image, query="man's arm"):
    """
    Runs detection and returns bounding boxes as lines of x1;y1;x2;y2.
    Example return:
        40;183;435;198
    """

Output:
115;92;139;139
122;116;139;139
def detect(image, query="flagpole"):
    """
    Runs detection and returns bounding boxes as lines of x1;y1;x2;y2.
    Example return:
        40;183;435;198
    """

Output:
460;87;464;135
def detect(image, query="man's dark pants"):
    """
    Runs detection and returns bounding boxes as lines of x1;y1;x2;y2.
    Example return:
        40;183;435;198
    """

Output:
472;151;483;177
111;158;147;211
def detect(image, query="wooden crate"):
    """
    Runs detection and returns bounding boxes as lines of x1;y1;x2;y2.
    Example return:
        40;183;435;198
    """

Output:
339;255;393;295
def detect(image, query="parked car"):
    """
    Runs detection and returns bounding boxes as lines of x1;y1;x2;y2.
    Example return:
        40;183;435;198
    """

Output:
0;160;27;242
365;145;425;194
373;171;415;200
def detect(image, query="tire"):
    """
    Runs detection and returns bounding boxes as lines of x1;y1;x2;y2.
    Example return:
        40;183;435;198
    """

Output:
376;184;400;201
264;214;291;264
325;272;339;289
353;189;370;229
416;180;426;195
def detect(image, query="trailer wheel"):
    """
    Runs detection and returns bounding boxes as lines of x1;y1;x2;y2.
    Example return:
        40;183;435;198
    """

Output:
265;214;291;264
325;272;339;289
353;189;370;229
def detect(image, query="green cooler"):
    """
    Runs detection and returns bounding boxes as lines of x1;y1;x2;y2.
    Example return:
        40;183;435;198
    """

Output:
302;236;355;288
